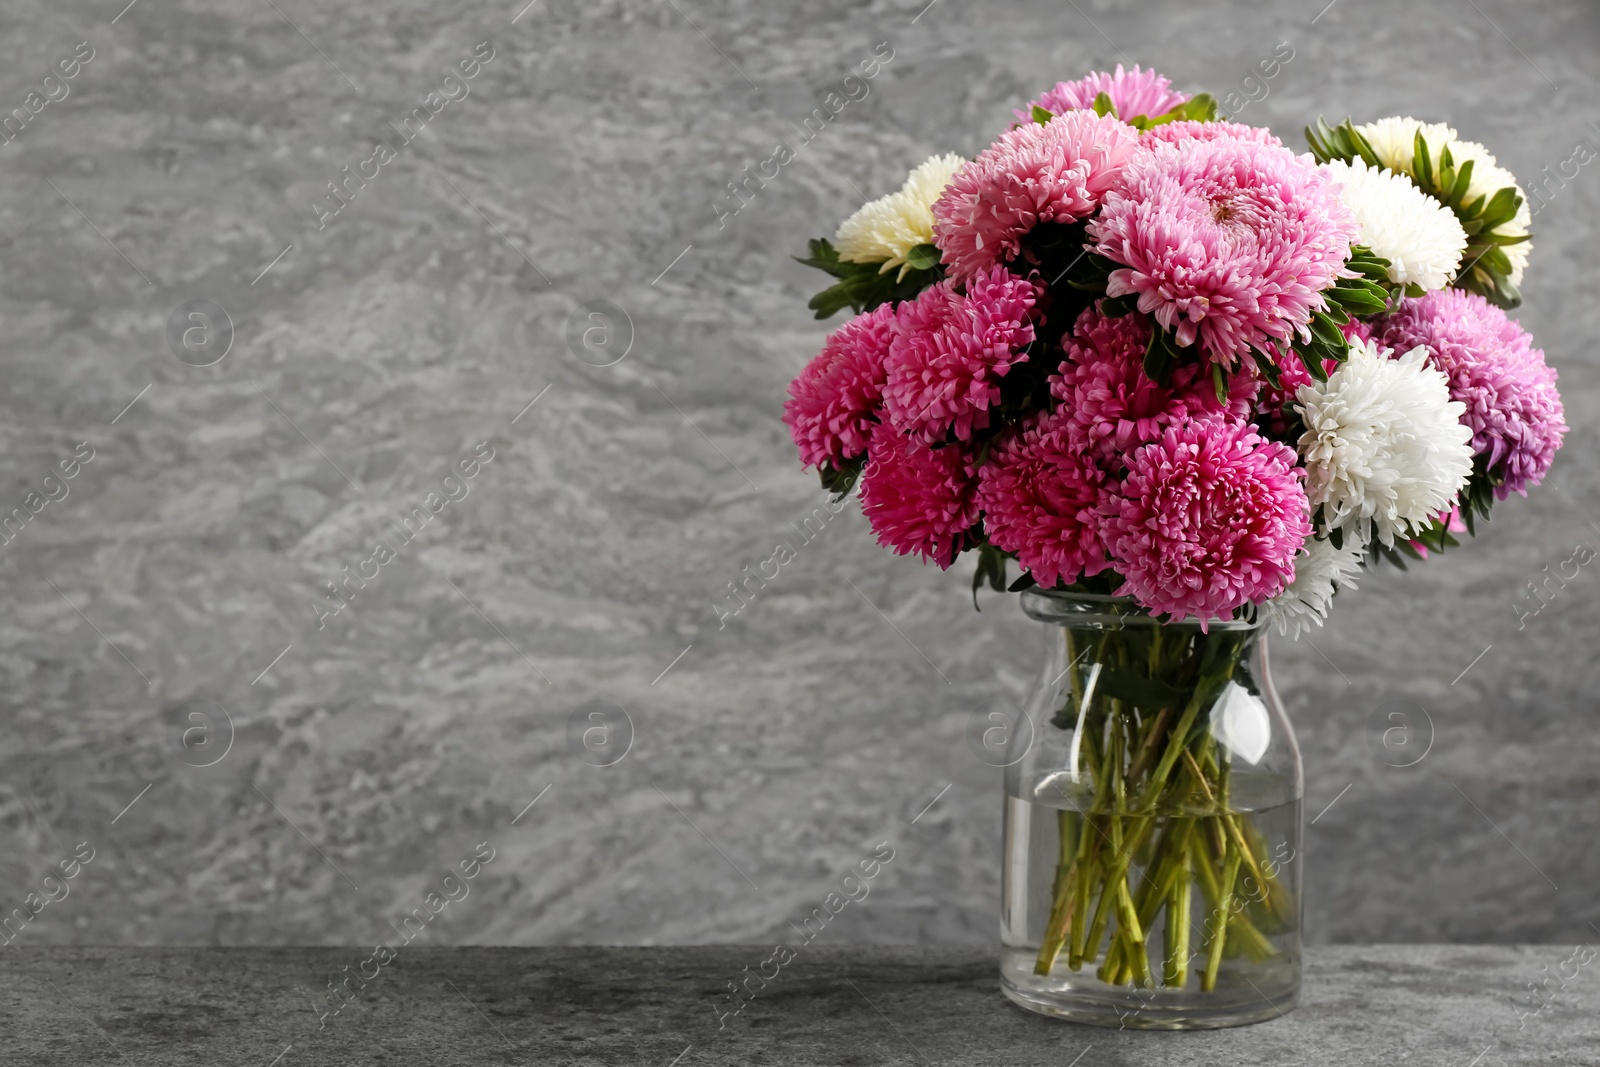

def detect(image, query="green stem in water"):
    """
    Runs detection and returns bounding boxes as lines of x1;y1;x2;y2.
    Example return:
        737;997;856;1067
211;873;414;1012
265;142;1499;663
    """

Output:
1164;842;1192;986
1034;811;1080;974
1202;839;1242;991
1191;824;1276;963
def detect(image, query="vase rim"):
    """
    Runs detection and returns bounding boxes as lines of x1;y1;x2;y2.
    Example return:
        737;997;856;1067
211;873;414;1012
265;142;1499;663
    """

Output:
1019;587;1265;632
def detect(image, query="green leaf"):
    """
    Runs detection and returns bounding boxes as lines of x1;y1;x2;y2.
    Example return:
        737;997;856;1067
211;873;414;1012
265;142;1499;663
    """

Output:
1309;311;1346;348
1143;324;1184;385
1493;272;1523;309
1476;186;1523;231
794;238;853;279
1101;293;1140;317
1349;124;1381;168
806;284;859;320
1448;158;1476;205
1212;363;1228;404
1148;93;1218;126
801;247;943;319
1096;664;1186;711
1327;282;1389;316
1249;346;1282;390
1063;250;1116;292
1179;93;1218;122
1031;104;1054;125
905;243;941;270
1345;245;1393;282
1476;245;1513;275
1298;344;1329;382
1305;117;1380;167
1092;91;1117;118
1007;572;1038;593
818;454;864;499
971;543;1010;609
1413;130;1434;189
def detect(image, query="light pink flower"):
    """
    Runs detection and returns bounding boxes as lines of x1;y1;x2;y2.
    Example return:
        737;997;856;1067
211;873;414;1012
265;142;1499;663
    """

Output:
1048;305;1258;458
1104;420;1311;624
976;410;1111;588
882;266;1040;442
783;302;897;468
1020;66;1190;124
1088;137;1359;366
860;421;979;567
933;110;1140;282
1140;119;1282;149
1378;289;1566;498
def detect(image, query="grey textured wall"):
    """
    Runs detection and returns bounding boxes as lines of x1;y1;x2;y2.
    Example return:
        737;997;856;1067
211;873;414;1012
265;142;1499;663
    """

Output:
1;0;1595;950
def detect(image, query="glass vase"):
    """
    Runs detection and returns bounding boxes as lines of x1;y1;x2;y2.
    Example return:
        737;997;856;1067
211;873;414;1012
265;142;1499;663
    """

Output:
999;589;1303;1029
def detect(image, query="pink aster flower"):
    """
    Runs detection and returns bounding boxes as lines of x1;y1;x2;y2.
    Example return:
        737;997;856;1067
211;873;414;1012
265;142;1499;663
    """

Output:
933;110;1140;282
1140;119;1283;149
1103;420;1311;624
976;409;1111;588
1020;66;1190;124
1088;138;1359;366
783;302;897;468
1047;305;1258;458
1379;289;1566;497
860;421;979;567
882;265;1040;442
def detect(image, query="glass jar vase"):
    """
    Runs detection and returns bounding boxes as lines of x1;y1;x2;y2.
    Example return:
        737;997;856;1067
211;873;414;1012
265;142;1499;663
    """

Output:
1000;589;1303;1029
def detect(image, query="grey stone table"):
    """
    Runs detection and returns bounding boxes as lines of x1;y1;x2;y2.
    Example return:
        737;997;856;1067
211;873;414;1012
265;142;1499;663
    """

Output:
2;946;1596;1066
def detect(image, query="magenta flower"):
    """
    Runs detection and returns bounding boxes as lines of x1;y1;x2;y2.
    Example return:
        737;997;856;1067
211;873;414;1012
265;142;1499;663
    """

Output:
783;302;897;468
1379;289;1566;497
882;265;1040;442
1088;138;1359;366
1020;66;1190;124
1048;305;1257;459
976;409;1111;589
932;110;1140;282
861;421;979;568
1104;420;1311;624
1140;119;1282;149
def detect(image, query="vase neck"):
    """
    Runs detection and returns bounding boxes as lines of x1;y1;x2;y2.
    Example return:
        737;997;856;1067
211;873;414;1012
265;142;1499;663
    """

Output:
1019;588;1264;633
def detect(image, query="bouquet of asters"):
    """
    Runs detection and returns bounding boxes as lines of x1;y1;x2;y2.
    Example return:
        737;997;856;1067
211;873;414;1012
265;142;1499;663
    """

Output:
781;67;1566;1001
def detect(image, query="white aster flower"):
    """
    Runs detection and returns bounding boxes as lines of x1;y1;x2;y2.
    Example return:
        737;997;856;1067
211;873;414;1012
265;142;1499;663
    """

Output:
1436;138;1533;285
835;153;965;278
1355;116;1458;174
1297;338;1474;548
1324;158;1467;291
1355;120;1534;287
1260;534;1366;638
